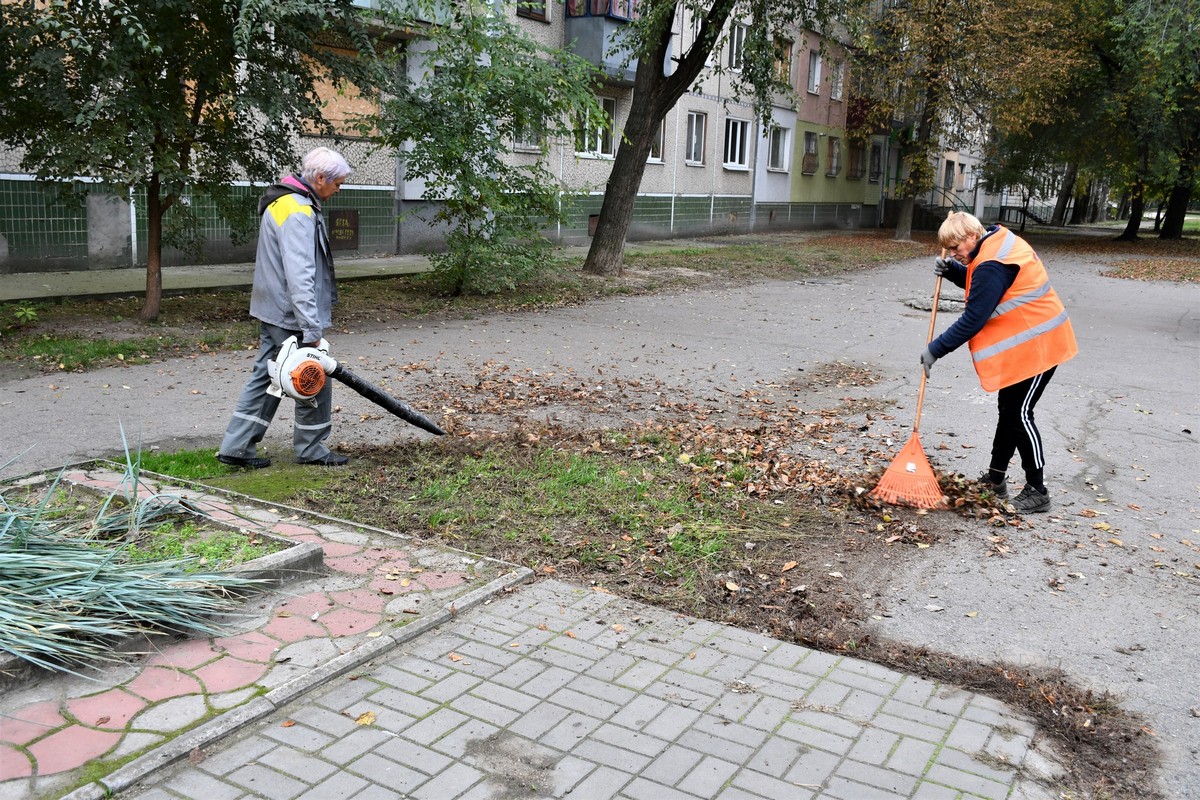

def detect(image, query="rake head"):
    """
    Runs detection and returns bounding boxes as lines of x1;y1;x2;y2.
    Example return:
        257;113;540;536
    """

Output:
868;432;946;509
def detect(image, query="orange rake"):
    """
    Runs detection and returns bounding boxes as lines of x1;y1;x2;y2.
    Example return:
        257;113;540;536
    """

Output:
869;267;948;510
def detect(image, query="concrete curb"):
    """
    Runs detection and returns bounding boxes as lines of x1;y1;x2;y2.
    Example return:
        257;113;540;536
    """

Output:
58;566;533;800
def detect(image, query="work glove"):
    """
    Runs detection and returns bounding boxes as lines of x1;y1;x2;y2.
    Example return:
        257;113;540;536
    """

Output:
920;346;938;379
933;256;963;276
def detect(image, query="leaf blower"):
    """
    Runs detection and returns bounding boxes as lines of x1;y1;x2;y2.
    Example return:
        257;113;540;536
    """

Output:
267;336;446;436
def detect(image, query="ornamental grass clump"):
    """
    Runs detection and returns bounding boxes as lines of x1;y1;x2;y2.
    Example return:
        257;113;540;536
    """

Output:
0;472;259;674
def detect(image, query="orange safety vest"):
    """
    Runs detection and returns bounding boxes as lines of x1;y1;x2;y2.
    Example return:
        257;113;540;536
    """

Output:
965;226;1078;392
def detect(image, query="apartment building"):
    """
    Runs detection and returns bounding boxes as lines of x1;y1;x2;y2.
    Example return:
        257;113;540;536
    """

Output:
0;1;893;273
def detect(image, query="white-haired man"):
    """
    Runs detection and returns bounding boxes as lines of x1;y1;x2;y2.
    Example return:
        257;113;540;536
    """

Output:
217;147;352;468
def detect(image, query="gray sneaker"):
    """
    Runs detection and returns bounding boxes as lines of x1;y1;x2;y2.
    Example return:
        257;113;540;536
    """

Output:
977;472;1008;500
1011;485;1050;513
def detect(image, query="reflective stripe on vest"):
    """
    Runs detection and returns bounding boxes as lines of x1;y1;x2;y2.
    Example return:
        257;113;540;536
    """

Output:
972;309;1073;362
991;280;1050;318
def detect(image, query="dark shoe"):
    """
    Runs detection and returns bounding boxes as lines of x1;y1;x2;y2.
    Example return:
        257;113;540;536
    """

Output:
977;471;1008;500
217;453;271;469
300;452;349;467
1011;485;1051;513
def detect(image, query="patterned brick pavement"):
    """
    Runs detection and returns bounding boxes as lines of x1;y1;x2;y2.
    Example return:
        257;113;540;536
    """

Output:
110;581;1058;800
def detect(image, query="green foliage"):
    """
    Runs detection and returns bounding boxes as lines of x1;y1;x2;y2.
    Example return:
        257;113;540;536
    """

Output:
0;0;391;316
125;521;276;570
373;1;606;296
11;305;38;325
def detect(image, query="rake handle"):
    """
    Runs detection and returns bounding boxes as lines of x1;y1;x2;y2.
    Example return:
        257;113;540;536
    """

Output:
913;253;945;435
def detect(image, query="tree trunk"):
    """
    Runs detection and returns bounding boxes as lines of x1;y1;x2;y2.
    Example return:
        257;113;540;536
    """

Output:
1160;182;1194;240
583;0;737;277
1069;181;1091;225
1115;179;1144;241
893;196;914;241
583;122;659;276
1050;163;1076;226
892;70;942;242
139;175;164;321
1160;127;1199;240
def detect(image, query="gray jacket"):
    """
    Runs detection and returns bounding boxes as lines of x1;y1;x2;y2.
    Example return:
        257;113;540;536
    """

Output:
249;175;337;344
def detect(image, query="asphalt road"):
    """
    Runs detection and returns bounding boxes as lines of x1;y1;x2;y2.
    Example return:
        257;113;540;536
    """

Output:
2;244;1197;797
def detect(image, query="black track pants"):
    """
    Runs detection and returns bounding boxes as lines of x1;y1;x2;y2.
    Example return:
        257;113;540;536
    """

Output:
989;366;1056;485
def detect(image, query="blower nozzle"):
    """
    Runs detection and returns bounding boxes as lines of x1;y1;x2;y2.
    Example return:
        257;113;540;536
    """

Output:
268;336;446;436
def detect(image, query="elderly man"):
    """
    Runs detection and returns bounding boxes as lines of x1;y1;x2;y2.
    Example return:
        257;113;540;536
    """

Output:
217;147;352;468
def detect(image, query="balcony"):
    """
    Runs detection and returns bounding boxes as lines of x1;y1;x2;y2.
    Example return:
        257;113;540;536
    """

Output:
565;0;642;86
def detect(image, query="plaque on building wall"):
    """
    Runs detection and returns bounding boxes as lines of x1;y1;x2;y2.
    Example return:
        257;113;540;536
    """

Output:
328;210;359;251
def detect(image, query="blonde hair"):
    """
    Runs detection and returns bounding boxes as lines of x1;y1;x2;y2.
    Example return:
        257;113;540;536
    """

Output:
938;211;986;248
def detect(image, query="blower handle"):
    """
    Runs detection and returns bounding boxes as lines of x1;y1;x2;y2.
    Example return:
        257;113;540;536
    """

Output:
913;252;945;435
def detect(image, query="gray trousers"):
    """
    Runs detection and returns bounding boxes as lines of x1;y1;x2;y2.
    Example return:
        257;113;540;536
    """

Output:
218;322;334;462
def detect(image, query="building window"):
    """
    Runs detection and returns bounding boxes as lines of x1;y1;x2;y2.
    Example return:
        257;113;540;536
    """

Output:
723;117;750;168
513;114;544;151
516;0;549;22
807;51;821;94
567;0;637;20
847;141;865;179
826;136;841;177
576;96;617;157
768;125;789;171
957;162;967;190
943;160;955;190
648;120;665;162
802;132;818;174
685;111;706;164
774;39;793;85
869;144;882;181
728;24;747;70
830;62;844;100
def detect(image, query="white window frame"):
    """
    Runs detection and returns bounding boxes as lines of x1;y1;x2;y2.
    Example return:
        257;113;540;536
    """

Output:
728;23;747;71
807;51;821;94
767;125;789;172
830;61;844;100
723;117;750;169
576;95;618;158
685;111;707;165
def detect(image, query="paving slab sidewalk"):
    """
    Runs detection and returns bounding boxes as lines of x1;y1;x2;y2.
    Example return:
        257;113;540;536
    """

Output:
111;580;1059;800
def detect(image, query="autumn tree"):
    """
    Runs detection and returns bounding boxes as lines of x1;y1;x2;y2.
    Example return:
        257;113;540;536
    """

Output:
0;0;388;320
581;0;852;276
1104;0;1200;240
849;0;1085;241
